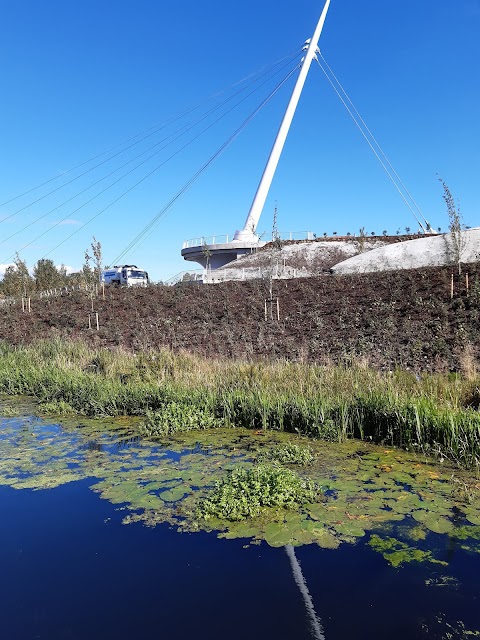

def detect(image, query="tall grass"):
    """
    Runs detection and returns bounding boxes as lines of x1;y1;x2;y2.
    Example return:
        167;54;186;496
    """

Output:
1;338;480;467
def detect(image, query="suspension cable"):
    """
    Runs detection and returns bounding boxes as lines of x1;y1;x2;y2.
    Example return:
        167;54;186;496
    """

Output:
112;64;302;264
0;54;301;248
318;52;431;230
5;62;301;266
315;56;426;232
0;48;302;212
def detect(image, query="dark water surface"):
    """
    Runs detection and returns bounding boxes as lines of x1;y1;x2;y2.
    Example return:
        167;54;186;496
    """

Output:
1;412;480;639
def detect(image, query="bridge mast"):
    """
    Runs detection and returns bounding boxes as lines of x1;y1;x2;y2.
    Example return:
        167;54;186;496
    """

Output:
234;0;332;242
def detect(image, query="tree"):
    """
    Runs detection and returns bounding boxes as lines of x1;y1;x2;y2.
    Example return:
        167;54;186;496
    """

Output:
382;230;388;237
439;178;466;275
0;254;34;297
91;237;103;282
33;259;63;291
81;250;94;287
65;270;84;287
405;227;411;234
58;264;69;282
82;236;104;286
201;239;212;271
356;227;367;253
266;204;283;313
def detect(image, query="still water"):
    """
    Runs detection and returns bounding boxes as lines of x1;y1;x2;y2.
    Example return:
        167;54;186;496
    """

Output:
1;409;479;640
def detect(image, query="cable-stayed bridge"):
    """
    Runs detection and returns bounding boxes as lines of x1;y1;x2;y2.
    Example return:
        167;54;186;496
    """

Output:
0;0;436;278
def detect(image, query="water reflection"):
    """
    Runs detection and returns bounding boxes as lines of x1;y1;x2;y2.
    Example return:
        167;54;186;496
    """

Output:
286;545;325;640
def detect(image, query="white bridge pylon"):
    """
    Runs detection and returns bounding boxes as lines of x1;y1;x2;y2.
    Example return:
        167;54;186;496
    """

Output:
234;0;332;243
181;0;332;269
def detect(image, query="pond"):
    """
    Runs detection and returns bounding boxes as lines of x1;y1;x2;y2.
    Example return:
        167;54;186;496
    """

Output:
1;403;480;639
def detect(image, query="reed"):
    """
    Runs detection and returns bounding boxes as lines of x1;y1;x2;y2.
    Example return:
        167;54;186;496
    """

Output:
1;338;479;468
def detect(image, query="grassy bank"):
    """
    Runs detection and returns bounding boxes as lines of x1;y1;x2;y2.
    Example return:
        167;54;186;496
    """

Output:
1;339;480;468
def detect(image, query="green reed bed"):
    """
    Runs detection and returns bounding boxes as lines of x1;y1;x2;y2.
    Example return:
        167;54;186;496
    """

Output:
0;338;480;467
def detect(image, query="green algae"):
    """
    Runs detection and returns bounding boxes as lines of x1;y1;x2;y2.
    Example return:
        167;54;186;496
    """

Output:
404;525;428;542
0;405;20;417
2;408;480;567
368;535;440;568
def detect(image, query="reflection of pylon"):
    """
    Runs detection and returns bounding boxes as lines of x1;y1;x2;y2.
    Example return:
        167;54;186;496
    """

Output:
285;544;325;640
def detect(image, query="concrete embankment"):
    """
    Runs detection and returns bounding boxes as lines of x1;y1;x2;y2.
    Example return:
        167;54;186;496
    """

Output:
331;229;480;275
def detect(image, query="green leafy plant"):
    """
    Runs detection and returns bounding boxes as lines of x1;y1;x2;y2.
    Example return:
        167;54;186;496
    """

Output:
140;401;222;436
257;442;315;465
38;400;77;416
0;405;20;417
199;463;318;521
439;177;466;275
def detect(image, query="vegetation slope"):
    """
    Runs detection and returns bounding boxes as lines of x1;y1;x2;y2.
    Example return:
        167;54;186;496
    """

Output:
1;263;479;372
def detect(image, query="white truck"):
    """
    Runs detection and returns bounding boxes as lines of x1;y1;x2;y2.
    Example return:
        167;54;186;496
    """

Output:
101;265;149;287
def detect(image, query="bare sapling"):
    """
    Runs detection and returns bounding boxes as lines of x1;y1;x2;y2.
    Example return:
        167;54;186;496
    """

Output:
265;205;283;320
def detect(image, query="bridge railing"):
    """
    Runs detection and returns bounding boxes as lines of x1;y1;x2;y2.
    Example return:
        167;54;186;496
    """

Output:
182;235;232;249
164;269;205;286
182;231;314;249
276;231;315;241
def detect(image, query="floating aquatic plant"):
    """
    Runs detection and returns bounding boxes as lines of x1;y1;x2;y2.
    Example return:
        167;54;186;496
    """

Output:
39;400;78;416
421;613;480;638
3;412;480;565
199;463;318;521
0;405;20;417
368;534;443;568
256;442;316;466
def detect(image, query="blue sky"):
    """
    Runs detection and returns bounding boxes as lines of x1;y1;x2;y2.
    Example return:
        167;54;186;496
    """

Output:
1;0;479;281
